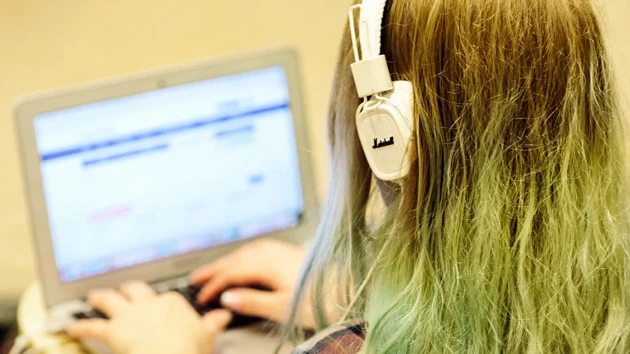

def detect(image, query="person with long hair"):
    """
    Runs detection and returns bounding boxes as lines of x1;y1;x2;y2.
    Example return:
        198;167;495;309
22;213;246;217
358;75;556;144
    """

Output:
68;0;630;353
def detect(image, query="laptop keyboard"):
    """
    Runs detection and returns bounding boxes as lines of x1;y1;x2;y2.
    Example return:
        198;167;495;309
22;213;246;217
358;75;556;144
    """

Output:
71;283;262;329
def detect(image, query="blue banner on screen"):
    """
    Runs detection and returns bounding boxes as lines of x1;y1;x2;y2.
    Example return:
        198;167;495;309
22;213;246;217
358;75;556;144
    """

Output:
34;66;304;283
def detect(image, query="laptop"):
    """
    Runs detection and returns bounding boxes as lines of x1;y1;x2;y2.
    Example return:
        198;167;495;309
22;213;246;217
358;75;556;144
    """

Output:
13;46;318;334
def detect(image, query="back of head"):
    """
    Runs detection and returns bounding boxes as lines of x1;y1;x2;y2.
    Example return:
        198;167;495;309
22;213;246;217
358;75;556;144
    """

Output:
302;0;630;353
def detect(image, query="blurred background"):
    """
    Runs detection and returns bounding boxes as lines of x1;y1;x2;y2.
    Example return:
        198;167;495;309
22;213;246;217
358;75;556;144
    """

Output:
0;0;628;342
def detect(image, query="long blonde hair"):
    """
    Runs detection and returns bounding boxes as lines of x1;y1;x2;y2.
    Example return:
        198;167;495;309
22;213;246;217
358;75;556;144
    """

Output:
289;0;630;352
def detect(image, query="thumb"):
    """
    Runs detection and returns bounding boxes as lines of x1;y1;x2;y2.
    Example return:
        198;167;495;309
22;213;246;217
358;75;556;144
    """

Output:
220;288;287;322
202;309;232;333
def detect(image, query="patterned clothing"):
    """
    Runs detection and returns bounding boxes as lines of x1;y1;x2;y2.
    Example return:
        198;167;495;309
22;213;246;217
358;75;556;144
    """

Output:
291;322;366;354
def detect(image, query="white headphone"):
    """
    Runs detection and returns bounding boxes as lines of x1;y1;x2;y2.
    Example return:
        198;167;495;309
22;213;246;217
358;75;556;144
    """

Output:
349;0;414;182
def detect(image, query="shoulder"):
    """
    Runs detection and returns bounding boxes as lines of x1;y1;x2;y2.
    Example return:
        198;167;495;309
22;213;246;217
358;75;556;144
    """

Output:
291;322;365;354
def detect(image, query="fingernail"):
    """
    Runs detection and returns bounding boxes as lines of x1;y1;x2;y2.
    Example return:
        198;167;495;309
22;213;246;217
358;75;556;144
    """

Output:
220;292;238;308
215;309;232;325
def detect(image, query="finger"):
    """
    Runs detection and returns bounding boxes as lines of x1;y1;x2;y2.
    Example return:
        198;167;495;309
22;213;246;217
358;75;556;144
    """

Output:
202;309;233;333
119;281;156;302
196;268;270;305
220;288;286;322
190;262;220;285
66;319;109;342
190;252;240;285
87;289;128;317
190;241;266;284
190;254;237;285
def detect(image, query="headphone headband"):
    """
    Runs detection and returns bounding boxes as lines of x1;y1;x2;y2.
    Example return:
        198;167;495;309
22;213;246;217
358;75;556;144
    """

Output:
358;0;387;60
349;0;392;98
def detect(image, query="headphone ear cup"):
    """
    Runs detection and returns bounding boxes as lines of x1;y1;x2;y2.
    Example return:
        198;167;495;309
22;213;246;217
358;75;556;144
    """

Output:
382;81;413;129
356;100;413;181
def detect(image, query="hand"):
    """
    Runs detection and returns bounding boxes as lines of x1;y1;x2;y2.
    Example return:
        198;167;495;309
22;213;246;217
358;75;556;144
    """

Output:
66;281;232;354
190;239;316;328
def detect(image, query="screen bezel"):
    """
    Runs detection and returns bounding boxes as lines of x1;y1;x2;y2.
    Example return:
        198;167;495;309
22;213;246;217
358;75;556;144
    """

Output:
14;46;319;306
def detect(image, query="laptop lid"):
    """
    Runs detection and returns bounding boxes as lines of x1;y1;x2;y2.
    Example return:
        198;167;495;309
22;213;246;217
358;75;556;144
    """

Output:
14;47;318;306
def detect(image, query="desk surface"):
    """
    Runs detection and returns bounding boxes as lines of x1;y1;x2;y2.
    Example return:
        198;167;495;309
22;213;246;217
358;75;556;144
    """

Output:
17;282;294;353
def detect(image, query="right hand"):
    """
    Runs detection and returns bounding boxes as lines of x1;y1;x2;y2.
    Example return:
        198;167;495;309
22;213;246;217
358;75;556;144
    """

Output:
190;239;316;328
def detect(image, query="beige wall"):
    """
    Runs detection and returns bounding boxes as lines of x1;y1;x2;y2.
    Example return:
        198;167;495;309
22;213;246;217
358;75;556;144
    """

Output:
604;0;630;117
0;0;628;301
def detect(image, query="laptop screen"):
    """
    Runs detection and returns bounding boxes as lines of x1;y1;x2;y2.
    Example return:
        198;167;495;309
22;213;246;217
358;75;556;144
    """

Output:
33;66;304;283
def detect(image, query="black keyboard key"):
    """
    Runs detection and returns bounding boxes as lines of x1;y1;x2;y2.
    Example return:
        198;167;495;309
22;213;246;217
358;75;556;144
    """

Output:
72;309;108;320
173;284;198;305
72;311;89;320
228;313;264;328
175;284;264;328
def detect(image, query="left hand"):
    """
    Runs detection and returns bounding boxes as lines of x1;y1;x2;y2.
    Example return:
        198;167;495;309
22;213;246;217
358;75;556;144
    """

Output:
66;281;232;354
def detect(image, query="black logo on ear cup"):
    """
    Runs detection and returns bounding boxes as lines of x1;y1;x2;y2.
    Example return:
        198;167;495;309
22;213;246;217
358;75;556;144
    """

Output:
372;136;394;149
